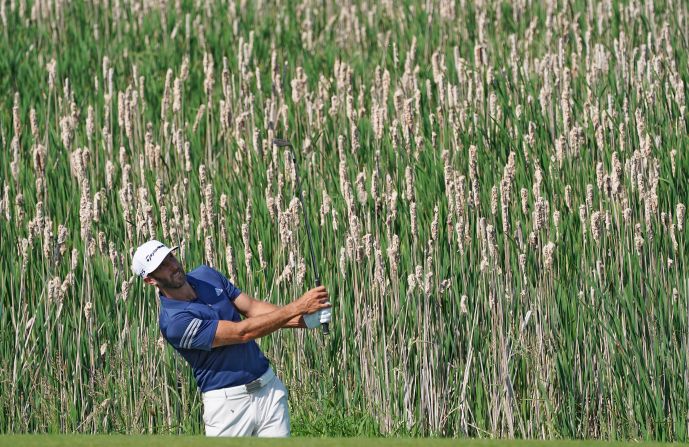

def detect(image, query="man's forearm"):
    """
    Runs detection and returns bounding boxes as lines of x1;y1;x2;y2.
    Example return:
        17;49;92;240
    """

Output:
213;303;302;347
247;300;306;328
284;315;307;328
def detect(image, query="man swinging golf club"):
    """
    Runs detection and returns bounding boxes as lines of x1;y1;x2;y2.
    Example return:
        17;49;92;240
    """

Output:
132;240;331;437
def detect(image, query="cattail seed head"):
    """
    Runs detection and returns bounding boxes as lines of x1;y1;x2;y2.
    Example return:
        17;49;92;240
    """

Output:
355;172;367;205
204;236;215;267
2;184;9;221
295;255;306;287
670;223;678;252
242;223;252;272
423;270;433;295
405;166;414;202
48;276;62;303
119;279;130;302
84;301;93;321
184;142;191;172
79;181;93;240
331;208;339;233
20;237;30;271
86;105;95;142
431;205;439;242
533;197;548;232
47;59;57;90
623;207;632;224
586;184;594;213
29;107;38;140
57;224;68;256
542;241;555;271
410;201;418;241
605;210;612;231
670;149;677;177
407;273;417;295
320;190;332;227
173;77;182;113
490;185;498;215
521;188;528;215
459;295;468;314
591;211;602;242
471;178;480;209
676;203;685;232
98;231;106;254
634;224;644;256
338;246;347;277
71;248;79;271
15;193;25;222
258;241;267;271
13;93;21;137
225;245;238;283
486;224;497;258
553;210;560;232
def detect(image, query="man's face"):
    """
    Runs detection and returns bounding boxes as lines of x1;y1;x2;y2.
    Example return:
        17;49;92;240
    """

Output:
145;253;186;289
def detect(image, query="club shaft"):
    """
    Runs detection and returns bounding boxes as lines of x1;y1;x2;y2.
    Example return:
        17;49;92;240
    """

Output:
276;138;330;336
290;150;320;285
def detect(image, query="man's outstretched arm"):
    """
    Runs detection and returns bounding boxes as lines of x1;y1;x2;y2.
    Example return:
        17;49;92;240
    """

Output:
213;286;330;347
232;292;308;328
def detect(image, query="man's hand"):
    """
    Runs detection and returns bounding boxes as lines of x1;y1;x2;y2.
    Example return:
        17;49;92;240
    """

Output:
295;286;331;315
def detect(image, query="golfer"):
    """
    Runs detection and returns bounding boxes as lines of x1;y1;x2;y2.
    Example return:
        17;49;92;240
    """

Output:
131;239;331;437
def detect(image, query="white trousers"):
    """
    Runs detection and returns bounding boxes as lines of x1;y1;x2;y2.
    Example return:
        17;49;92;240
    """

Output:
201;367;290;437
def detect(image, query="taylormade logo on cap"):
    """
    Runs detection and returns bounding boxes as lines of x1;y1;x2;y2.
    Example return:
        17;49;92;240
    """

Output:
132;240;179;278
145;244;165;262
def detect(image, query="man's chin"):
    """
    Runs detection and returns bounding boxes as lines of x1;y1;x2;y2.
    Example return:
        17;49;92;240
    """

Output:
159;279;185;289
164;280;182;289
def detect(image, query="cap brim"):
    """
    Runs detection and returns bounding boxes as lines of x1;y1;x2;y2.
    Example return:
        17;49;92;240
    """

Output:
145;245;179;277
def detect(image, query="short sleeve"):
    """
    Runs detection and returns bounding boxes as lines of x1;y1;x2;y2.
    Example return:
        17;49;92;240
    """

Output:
209;266;242;301
164;311;219;351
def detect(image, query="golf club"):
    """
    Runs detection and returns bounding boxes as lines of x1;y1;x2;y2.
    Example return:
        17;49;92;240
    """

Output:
272;137;330;335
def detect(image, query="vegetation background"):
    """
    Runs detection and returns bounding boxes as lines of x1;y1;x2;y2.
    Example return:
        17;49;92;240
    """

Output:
0;0;687;441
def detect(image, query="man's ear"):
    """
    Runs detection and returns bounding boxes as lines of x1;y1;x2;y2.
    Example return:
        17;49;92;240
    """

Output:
143;276;157;286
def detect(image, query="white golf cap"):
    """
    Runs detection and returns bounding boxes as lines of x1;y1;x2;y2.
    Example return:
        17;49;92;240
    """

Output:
131;240;179;278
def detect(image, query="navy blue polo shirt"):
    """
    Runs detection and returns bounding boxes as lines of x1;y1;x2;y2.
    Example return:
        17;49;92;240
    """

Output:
158;264;269;392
